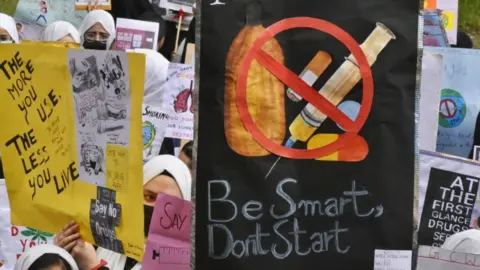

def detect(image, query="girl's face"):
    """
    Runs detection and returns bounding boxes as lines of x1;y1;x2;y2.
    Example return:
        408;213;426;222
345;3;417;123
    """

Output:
0;29;12;43
143;174;182;206
85;23;109;42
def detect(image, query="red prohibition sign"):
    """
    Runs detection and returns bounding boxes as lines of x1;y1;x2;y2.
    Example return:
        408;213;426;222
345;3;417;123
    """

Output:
236;17;374;159
439;98;457;118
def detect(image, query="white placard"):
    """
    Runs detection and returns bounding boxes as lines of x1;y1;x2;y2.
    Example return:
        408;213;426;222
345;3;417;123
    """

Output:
163;63;194;140
142;105;169;162
420;52;443;152
419;150;480;233
417;245;480;269
374;249;412;270
0;179;54;270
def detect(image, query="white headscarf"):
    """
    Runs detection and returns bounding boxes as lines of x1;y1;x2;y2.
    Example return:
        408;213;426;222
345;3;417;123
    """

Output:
144;155;192;201
78;10;115;49
0;13;20;43
42;21;80;43
14;244;78;270
129;48;169;108
97;155;192;269
442;229;480;254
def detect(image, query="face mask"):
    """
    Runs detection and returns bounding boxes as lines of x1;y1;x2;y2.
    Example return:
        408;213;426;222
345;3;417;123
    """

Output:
144;204;154;238
83;40;107;50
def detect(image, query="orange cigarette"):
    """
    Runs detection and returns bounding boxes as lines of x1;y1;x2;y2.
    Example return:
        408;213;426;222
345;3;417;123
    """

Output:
287;51;331;102
307;133;368;161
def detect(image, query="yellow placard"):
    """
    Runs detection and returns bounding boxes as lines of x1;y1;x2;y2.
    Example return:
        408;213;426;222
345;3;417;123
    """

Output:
21;40;80;49
0;44;145;260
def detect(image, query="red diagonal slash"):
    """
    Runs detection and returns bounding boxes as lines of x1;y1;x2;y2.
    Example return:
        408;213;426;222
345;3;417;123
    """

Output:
256;49;355;130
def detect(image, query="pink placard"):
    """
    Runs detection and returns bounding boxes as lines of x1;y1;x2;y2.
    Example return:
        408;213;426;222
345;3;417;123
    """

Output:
142;194;191;270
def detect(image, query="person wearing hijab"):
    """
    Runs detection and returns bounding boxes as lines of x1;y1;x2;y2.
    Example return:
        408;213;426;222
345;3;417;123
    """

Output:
129;48;170;107
42;21;81;43
0;13;20;44
442;229;480;254
55;155;192;270
78;10;115;50
15;244;79;270
95;155;192;270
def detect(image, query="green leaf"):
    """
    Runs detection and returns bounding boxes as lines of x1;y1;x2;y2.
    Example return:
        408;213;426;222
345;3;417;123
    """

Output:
40;235;47;242
32;235;38;241
21;230;35;237
41;232;54;237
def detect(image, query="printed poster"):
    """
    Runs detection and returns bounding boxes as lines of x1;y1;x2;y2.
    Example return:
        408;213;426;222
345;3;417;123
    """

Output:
0;179;54;270
0;44;145;260
164;63;194;140
197;0;418;269
114;18;160;51
142;105;170;162
143;194;191;270
14;0;87;28
427;47;480;159
418;150;480;247
419;51;443;152
417;245;480;269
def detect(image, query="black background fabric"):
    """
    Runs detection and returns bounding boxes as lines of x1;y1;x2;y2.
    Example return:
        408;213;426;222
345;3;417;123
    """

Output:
196;0;418;269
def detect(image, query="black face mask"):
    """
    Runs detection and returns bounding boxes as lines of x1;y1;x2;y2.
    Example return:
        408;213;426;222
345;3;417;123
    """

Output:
83;40;107;50
144;205;154;238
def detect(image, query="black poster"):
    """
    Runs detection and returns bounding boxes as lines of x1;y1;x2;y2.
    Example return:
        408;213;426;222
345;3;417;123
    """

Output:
419;168;480;247
196;0;418;269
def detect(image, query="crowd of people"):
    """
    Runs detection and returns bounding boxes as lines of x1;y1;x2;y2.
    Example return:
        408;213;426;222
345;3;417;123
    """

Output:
0;2;196;269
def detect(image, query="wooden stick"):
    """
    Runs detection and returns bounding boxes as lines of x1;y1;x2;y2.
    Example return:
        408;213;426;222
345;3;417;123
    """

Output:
174;12;184;54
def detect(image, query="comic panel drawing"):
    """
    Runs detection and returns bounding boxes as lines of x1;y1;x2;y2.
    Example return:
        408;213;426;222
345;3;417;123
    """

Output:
68;50;132;187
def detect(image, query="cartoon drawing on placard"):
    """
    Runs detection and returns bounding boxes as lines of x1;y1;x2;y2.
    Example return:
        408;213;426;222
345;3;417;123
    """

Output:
143;121;156;156
68;50;132;187
69;56;102;94
80;143;105;175
173;87;192;113
36;1;48;24
221;2;397;178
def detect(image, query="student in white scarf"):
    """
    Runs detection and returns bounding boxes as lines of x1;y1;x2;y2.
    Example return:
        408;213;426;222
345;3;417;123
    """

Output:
54;155;192;270
441;229;480;254
0;13;20;44
96;155;192;270
42;21;81;43
15;244;78;270
78;10;115;50
129;48;170;108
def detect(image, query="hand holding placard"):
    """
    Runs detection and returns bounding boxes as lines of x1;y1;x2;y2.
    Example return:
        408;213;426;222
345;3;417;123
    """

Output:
143;194;191;270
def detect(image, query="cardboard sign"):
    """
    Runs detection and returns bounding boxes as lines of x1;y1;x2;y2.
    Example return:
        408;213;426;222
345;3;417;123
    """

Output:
14;0;86;28
417;245;480;269
163;64;194;140
0;45;145;260
114;18;160;51
197;0;418;269
142;105;169;162
426;47;480;159
143;194;191;270
0;179;54;270
423;9;449;47
419;150;480;246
